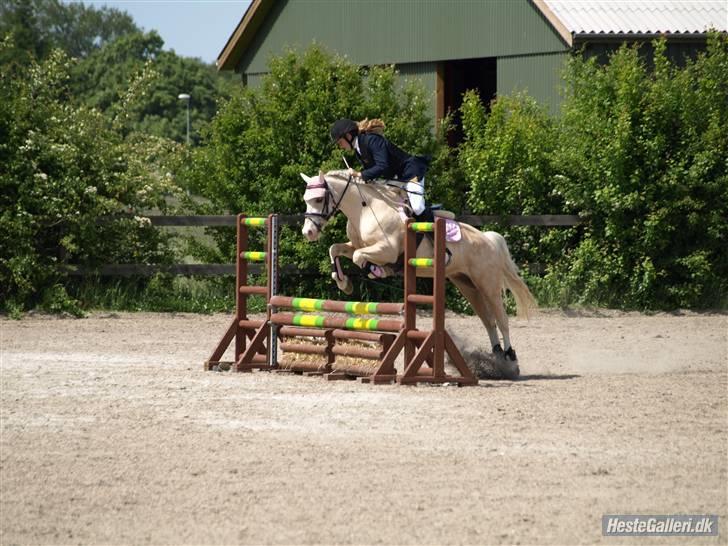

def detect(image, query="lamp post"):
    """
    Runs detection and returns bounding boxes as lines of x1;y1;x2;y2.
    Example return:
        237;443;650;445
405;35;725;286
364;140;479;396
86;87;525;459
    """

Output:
178;93;190;145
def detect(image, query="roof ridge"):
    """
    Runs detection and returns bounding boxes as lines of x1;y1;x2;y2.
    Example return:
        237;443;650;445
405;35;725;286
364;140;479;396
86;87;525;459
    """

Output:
542;0;727;35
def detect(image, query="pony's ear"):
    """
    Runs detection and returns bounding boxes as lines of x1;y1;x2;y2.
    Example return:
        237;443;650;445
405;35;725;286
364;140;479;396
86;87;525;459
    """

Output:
318;172;325;184
300;173;312;184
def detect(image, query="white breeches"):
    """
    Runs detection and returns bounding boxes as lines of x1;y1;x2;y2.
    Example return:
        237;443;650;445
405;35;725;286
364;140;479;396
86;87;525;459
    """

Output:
407;178;425;215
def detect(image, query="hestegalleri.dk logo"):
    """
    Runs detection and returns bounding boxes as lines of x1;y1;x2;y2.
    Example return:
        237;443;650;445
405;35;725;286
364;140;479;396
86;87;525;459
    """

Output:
602;515;718;536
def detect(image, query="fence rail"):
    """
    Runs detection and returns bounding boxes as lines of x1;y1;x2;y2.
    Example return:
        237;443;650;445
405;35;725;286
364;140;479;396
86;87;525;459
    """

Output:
145;214;581;227
70;214;581;277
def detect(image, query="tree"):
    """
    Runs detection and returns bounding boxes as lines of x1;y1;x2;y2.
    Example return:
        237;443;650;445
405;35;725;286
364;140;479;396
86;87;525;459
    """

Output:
0;42;184;314
1;0;235;144
69;30;234;144
0;0;138;63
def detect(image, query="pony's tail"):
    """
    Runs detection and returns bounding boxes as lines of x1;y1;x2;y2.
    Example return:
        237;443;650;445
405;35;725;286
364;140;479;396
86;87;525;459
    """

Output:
496;236;537;319
358;118;386;135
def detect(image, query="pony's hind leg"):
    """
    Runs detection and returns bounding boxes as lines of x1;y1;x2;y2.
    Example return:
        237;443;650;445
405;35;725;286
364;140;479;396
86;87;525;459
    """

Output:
449;274;501;350
476;278;518;362
450;274;520;380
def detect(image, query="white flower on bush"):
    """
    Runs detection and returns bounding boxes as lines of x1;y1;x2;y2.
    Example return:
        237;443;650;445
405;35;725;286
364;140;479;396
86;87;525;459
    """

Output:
136;184;154;198
84;186;97;195
133;215;152;227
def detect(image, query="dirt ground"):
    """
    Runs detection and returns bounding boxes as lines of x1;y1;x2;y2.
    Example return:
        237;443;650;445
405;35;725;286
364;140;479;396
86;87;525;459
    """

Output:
1;309;726;545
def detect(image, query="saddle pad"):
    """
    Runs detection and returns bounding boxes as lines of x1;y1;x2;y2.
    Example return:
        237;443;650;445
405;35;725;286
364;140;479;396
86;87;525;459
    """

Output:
397;209;462;243
445;219;462;242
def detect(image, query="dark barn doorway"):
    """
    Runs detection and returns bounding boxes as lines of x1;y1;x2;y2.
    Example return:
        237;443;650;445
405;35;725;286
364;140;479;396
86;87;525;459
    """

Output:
438;57;497;146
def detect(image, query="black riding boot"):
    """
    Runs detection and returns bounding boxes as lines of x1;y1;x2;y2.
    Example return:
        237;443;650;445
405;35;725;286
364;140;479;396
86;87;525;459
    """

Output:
413;207;434;223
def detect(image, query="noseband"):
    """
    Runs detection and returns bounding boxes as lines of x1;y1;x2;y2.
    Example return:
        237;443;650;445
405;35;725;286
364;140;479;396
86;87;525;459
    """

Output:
304;174;353;231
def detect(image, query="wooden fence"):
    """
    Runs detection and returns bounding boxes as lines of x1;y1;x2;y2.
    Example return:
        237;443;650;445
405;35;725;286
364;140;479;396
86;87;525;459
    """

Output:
69;214;581;277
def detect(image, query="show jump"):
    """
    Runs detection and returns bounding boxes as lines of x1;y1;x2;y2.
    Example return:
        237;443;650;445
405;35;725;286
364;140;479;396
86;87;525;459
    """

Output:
205;214;478;386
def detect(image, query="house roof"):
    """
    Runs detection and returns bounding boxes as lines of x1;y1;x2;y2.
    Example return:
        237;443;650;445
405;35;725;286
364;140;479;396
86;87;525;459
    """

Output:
217;0;727;70
543;0;727;36
217;0;274;71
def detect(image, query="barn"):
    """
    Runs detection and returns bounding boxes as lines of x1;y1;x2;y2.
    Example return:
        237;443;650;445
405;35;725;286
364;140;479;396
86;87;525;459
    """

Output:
216;0;725;122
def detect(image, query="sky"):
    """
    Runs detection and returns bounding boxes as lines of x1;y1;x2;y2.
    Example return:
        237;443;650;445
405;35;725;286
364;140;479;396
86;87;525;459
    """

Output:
80;0;252;64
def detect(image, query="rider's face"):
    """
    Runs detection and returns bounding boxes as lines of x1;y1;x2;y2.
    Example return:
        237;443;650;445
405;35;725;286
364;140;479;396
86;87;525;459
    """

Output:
337;136;352;150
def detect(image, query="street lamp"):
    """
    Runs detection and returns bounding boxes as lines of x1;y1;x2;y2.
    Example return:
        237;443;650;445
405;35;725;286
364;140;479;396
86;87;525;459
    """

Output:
178;93;190;145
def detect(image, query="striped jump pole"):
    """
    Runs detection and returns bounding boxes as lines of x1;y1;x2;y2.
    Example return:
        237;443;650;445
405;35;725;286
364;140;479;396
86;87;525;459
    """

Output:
269;296;403;316
269;312;403;333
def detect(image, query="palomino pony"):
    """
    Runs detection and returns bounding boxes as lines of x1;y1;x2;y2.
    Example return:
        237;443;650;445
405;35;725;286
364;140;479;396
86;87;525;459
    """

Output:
300;169;536;370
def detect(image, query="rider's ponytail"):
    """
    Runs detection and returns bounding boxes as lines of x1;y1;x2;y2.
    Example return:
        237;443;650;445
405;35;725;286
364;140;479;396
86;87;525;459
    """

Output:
357;118;385;135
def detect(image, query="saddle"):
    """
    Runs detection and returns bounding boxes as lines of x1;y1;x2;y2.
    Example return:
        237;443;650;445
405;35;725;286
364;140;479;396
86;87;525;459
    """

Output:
429;204;456;220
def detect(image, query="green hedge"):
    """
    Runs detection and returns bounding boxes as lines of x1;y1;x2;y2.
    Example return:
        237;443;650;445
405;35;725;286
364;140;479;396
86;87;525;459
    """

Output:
4;36;726;314
460;35;727;309
0;43;184;315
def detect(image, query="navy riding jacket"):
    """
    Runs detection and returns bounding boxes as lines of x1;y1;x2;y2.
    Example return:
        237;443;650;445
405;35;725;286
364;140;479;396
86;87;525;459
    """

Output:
355;133;429;182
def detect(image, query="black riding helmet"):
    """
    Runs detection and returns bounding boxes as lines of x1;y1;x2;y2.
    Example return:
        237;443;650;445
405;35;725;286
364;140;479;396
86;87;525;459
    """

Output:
330;118;358;146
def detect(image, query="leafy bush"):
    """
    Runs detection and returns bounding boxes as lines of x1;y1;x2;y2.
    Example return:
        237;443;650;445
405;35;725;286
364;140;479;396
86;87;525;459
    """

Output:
460;34;728;309
0;42;184;314
552;35;728;308
459;90;578;277
461;91;560;215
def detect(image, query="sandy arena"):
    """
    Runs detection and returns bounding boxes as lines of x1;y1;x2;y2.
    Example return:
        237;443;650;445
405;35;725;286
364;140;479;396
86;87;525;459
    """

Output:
1;310;726;545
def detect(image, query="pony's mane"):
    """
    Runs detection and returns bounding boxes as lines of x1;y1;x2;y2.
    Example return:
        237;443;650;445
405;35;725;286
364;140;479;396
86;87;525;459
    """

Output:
324;170;405;209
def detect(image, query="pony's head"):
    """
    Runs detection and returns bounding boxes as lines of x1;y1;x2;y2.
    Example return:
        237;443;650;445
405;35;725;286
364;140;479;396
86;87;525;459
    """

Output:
300;171;331;241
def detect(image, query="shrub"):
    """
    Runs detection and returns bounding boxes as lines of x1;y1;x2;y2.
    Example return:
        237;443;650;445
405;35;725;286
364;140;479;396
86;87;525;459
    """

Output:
459;34;727;309
459;90;577;280
552;35;728;308
0;43;184;313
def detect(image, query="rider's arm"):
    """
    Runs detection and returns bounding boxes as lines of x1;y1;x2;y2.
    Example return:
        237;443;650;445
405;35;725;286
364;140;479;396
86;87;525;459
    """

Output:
360;135;389;181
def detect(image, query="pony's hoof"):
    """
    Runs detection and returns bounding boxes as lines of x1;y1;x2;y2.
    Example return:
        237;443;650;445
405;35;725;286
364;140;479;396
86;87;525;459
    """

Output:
339;279;353;295
492;344;520;380
332;272;353;295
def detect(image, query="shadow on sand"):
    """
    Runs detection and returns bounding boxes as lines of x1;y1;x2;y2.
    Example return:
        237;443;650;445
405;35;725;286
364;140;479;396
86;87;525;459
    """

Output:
472;373;580;387
517;373;580;381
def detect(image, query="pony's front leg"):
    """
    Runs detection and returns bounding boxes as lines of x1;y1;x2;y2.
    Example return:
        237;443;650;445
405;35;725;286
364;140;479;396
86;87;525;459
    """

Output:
329;242;355;295
352;243;398;279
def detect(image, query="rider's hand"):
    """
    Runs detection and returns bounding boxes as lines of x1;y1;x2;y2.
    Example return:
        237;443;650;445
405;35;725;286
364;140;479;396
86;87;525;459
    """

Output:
347;168;361;179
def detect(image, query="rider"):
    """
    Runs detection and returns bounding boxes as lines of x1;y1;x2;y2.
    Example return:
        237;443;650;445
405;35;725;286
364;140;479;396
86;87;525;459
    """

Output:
329;118;432;221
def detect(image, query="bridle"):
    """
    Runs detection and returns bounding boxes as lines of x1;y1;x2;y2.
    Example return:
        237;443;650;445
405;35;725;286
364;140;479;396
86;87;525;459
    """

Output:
304;174;354;232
